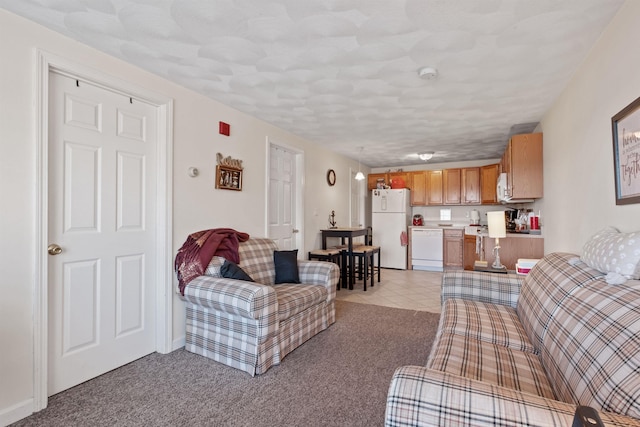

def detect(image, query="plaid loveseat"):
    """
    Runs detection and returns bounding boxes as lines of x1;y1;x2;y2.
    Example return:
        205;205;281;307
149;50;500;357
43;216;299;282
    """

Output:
385;252;640;426
181;238;339;376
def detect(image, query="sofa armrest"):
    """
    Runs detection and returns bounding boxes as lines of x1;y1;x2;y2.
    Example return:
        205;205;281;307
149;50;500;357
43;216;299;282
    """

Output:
182;275;277;320
441;270;524;309
385;366;639;427
298;260;339;301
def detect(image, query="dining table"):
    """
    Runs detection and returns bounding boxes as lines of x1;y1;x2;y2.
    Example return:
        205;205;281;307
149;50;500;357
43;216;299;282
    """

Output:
321;227;368;289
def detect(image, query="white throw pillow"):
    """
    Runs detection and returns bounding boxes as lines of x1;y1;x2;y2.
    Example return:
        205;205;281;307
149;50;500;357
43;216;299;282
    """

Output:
581;227;640;282
205;256;227;277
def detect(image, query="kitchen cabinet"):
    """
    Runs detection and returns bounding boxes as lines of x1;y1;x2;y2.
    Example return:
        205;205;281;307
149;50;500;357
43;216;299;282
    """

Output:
367;173;386;191
462;167;481;205
443;229;464;268
463;234;480;270
379;162;505;206
367;172;411;191
480;164;499;204
410;171;427;205
443;169;461;205
427;170;443;205
388;172;410;189
483;235;544;271
501;133;543;199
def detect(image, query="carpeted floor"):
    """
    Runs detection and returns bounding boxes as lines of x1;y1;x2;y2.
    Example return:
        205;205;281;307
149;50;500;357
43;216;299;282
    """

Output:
13;301;440;427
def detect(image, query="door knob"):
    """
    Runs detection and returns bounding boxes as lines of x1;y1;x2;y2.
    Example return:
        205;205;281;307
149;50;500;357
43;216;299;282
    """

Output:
48;244;63;255
292;229;299;233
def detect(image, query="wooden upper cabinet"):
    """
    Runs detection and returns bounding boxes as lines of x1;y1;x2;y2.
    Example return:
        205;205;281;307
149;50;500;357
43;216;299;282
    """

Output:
410;171;427;206
480;164;499;204
388;172;410;189
462;167;480;205
367;173;386;191
443;168;461;205
370;162;510;205
427;170;443;205
509;133;543;199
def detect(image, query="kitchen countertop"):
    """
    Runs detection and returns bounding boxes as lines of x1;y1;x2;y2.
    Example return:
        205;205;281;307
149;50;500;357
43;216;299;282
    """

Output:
408;224;544;238
409;223;467;229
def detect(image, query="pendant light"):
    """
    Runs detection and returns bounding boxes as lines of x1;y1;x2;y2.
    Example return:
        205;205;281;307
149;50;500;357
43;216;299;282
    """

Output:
355;146;365;181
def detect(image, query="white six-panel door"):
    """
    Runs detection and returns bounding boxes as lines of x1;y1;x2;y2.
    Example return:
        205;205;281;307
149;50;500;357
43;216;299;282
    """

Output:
47;72;157;395
268;145;296;250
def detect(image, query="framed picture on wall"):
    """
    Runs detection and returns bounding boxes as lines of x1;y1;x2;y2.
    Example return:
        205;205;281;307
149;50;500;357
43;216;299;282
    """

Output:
612;95;640;205
216;165;243;191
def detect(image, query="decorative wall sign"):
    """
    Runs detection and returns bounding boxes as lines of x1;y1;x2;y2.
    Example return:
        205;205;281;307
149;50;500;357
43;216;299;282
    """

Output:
215;152;243;191
612;96;640;205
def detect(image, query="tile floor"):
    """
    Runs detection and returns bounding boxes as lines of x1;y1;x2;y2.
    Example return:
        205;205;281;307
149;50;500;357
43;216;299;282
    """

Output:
335;268;443;314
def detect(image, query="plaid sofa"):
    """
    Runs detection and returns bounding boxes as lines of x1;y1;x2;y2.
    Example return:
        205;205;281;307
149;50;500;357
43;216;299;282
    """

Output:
181;238;339;376
386;252;640;426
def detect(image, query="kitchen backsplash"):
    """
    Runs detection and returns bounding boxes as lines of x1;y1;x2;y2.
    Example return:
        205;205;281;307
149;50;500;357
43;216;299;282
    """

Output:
411;204;536;225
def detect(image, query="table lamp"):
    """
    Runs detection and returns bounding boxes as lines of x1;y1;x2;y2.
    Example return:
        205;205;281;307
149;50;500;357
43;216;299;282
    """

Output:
487;211;507;269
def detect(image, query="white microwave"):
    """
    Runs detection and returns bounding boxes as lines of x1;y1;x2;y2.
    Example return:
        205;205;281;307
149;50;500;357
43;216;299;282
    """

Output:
496;172;534;204
496;173;509;202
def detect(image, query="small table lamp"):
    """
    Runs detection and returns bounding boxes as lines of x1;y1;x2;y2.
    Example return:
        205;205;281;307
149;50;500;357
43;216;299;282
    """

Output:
487;211;507;269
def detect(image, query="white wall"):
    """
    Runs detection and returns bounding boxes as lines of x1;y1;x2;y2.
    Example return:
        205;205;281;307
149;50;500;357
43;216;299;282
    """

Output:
0;9;363;424
540;0;640;253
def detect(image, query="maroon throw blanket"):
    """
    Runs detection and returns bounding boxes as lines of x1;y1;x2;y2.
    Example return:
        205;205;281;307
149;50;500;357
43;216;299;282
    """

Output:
175;228;250;295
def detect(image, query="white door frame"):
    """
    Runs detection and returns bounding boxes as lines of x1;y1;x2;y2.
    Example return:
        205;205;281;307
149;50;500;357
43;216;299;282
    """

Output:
264;137;305;254
34;50;174;411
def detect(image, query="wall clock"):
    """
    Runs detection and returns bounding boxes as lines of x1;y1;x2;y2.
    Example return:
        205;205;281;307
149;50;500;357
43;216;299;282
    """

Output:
326;169;336;186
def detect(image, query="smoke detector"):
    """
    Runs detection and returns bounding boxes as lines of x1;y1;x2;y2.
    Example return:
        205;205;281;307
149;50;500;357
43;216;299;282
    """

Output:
418;67;438;80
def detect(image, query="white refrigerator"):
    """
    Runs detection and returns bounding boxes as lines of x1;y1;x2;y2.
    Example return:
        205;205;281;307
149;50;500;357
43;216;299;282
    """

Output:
371;189;411;269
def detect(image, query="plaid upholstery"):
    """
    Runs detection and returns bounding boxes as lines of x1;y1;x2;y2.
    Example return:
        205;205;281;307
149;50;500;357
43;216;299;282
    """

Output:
385;367;640;427
182;237;338;376
237;238;278;285
428;333;556;399
540;279;640;418
438;299;537;354
441;270;524;308
386;252;640;426
517;252;605;351
273;283;327;319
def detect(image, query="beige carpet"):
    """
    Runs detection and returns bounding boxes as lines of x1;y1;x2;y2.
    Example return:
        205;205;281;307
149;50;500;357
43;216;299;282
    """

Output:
13;301;440;427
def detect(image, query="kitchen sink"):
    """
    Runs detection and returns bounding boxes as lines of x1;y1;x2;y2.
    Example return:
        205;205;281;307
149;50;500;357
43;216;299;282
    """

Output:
464;225;488;236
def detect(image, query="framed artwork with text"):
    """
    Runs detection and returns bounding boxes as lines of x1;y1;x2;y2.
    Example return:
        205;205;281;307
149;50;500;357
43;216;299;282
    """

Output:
612;95;640;205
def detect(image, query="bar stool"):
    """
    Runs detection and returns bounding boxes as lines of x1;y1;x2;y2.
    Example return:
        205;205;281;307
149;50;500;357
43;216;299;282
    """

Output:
352;227;381;287
308;248;342;290
351;245;376;291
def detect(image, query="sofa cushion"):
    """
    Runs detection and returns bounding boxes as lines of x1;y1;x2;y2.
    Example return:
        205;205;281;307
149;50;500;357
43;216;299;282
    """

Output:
237;238;278;286
274;250;301;284
440;299;536;354
517;252;605;352
220;260;254;282
581;226;640;283
428;333;556;400
205;256;227;277
540;278;640;418
274;283;327;320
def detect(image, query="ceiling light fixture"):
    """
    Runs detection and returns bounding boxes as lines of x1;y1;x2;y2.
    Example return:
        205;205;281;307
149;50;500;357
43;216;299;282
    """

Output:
355;146;365;181
418;66;438;80
418;152;434;161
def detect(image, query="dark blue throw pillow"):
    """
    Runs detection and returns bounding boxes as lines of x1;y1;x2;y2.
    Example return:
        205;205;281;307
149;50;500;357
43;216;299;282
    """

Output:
220;260;254;282
274;250;300;284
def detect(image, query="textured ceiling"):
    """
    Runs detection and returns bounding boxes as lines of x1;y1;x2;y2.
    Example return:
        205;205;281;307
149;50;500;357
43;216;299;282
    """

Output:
1;0;624;167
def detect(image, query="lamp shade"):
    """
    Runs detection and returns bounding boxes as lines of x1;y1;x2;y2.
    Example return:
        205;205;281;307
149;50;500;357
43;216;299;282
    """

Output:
355;171;365;180
487;211;506;238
